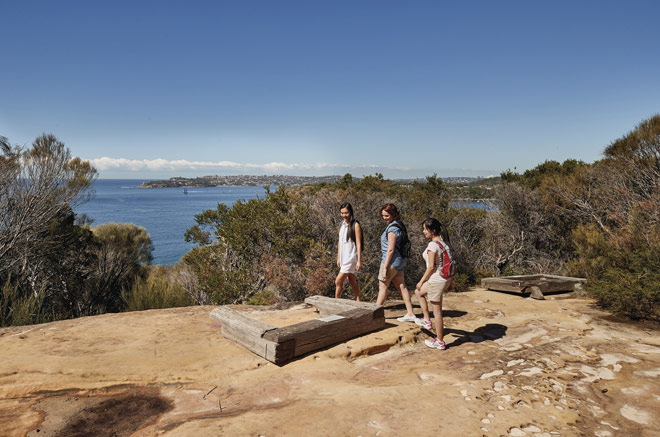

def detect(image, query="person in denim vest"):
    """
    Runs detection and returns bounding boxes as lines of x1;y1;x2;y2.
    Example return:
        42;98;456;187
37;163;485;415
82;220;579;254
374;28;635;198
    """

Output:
376;203;416;322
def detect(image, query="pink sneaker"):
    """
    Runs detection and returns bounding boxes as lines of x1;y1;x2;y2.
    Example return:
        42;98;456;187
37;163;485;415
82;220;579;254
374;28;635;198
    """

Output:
414;318;432;330
424;338;446;350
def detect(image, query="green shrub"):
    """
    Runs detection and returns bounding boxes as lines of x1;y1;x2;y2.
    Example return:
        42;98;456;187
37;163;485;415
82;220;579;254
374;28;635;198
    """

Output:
586;236;660;321
246;290;279;306
448;273;469;292
122;267;193;311
0;281;52;327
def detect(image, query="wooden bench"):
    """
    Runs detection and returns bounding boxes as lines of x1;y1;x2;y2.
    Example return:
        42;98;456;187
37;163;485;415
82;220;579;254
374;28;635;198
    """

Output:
210;296;385;365
481;274;586;300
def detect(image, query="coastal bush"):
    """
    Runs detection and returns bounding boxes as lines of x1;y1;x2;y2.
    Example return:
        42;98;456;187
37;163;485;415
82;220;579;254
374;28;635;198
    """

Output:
0;134;96;283
183;176;461;304
0;134;98;323
538;115;660;320
89;223;153;312
122;266;193;311
0;281;49;327
0;134;161;325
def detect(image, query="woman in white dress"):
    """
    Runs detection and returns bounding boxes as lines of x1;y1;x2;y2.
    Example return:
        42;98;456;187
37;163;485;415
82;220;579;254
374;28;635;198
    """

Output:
335;202;362;301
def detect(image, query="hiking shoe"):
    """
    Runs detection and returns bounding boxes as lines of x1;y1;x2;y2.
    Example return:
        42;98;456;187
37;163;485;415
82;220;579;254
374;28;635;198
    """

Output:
396;314;417;323
425;338;446;350
415;318;433;330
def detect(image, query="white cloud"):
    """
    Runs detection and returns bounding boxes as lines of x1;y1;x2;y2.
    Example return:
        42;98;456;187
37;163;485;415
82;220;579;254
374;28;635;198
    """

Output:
82;157;497;179
85;157;407;174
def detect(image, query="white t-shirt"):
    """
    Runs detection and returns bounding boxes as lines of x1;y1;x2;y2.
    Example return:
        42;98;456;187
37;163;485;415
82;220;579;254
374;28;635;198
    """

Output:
422;240;448;284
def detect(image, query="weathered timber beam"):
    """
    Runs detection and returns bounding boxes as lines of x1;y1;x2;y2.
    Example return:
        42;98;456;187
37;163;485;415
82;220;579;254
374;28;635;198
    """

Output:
210;297;387;365
536;274;587;283
304;295;384;317
210;307;276;336
263;308;385;358
481;278;525;292
210;307;282;362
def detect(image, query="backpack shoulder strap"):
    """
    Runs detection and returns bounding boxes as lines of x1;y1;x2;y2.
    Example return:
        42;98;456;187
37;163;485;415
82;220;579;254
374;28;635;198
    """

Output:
387;222;401;233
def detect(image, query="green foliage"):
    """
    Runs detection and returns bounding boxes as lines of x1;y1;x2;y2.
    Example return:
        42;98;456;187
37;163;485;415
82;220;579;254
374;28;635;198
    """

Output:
353;173;402;196
181;245;245;304
448;176;500;200
88;222;154;313
245;290;279;306
184;185;340;304
450;273;471;293
0;281;50;327
566;223;609;277
604;114;660;159
122;266;193;311
554;115;660;320
405;174;450;221
583;222;660;321
501;159;587;190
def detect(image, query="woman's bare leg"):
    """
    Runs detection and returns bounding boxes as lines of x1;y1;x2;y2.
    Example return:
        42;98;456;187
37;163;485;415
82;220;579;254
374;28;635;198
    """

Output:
335;273;348;299
376;279;389;305
392;275;415;317
415;288;431;321
347;274;360;301
431;301;443;340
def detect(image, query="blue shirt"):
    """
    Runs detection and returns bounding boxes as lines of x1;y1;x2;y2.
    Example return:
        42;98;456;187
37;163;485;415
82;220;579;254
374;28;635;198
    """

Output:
380;220;407;270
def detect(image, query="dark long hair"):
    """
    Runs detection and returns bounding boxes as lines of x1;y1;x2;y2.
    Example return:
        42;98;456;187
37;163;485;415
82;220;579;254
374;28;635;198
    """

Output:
422;218;451;247
340;202;357;243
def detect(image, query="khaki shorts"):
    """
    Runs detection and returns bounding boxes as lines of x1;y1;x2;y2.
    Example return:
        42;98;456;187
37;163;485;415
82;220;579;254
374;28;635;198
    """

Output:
378;262;404;282
421;280;448;303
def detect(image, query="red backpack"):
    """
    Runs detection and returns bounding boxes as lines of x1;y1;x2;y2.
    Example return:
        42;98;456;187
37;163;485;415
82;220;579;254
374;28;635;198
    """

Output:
435;240;456;279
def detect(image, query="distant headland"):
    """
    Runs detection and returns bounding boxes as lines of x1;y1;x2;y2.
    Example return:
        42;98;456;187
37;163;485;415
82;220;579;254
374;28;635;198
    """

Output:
140;175;486;188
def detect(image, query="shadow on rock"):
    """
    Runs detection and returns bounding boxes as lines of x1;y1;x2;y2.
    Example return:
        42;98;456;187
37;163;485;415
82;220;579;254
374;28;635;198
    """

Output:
445;323;507;348
384;302;467;320
55;391;172;437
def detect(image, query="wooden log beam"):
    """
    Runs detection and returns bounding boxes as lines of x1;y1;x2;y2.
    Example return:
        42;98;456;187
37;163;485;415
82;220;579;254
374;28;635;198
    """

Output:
481;274;588;295
304;295;384;317
263;308;385;358
481;278;525;293
210;297;386;365
209;307;283;362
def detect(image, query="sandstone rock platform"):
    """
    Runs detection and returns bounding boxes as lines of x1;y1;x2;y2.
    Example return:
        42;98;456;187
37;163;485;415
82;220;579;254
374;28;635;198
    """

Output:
1;287;659;436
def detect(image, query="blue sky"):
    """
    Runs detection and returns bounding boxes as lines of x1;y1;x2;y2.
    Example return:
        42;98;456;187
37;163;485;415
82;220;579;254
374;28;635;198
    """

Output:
2;1;659;179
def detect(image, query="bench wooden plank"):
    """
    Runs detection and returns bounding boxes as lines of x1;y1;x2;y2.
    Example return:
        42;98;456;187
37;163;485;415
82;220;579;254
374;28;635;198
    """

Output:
481;274;587;295
304;295;383;316
210;307;276;335
210;307;281;361
210;297;386;365
263;308;385;357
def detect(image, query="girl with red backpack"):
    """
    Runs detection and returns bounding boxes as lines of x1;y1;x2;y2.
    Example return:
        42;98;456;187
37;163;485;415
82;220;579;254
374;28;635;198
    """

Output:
414;218;455;350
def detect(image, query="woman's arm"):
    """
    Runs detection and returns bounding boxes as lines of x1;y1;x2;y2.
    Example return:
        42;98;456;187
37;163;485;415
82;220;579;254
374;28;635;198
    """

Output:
337;230;341;269
416;249;436;290
355;222;362;271
384;231;396;268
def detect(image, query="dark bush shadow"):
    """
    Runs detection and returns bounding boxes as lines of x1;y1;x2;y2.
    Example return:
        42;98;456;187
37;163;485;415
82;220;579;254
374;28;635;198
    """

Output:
383;302;467;320
486;289;575;298
444;323;507;348
416;323;507;348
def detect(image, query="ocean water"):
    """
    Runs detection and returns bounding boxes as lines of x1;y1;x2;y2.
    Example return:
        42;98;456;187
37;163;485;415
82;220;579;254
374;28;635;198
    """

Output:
75;179;266;265
450;200;499;211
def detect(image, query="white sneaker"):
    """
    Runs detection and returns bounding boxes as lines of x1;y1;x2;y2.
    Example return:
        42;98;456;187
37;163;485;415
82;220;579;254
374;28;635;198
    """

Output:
425;338;446;350
396;314;417;323
415;318;432;330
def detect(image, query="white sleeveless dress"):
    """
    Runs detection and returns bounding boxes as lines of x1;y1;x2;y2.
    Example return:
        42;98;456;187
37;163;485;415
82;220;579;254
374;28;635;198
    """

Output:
339;222;358;273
